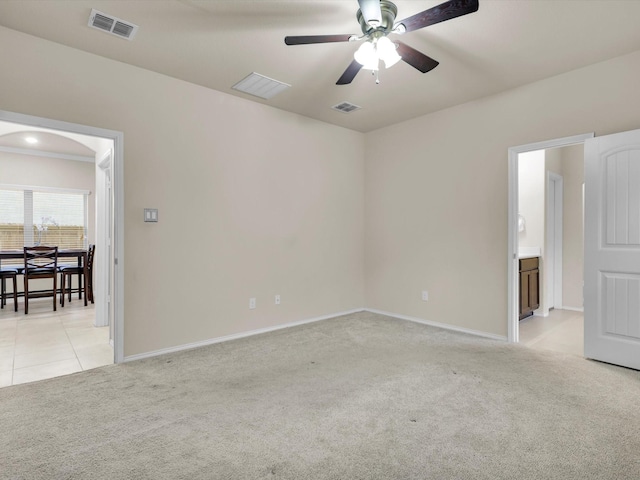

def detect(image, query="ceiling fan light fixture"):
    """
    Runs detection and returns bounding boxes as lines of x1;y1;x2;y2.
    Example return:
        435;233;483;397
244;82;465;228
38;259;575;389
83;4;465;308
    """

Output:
377;36;402;68
354;40;379;71
392;23;406;35
382;51;401;69
354;36;400;71
284;0;479;85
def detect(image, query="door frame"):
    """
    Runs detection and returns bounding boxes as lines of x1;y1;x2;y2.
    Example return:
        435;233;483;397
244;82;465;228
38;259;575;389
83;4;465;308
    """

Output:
546;171;563;313
96;150;112;331
507;133;593;343
0;109;125;363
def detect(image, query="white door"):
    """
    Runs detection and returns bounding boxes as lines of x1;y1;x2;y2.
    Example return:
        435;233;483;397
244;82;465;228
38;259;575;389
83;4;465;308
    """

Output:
584;129;640;370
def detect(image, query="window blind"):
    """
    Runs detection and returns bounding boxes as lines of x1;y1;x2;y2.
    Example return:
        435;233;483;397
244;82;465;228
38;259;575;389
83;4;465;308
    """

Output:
0;187;88;262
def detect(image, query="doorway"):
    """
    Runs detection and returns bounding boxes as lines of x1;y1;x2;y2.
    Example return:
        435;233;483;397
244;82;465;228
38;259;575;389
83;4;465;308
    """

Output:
507;133;593;346
516;149;585;356
0;109;124;376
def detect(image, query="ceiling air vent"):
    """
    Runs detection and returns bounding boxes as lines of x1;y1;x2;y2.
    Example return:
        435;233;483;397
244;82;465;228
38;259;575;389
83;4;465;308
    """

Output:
88;9;139;40
232;72;291;100
332;102;361;114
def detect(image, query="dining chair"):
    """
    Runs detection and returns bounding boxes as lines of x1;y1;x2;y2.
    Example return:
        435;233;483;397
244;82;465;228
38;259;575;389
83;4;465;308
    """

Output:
23;245;58;315
60;244;95;307
0;266;19;312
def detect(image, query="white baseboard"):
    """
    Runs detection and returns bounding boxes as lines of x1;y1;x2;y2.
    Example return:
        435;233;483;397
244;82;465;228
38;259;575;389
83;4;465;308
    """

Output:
537;306;584;314
124;307;509;363
561;306;584;312
123;308;365;363
364;308;507;341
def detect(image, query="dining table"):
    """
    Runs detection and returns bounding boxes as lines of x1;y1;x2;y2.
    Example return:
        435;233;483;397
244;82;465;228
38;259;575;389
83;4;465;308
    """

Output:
0;248;89;307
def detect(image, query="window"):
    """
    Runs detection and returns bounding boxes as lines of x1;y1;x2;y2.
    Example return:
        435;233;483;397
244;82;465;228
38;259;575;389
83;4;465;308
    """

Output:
0;186;88;260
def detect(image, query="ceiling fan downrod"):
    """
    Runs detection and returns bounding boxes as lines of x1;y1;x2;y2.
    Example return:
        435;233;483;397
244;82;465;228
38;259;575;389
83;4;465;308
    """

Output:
357;0;398;36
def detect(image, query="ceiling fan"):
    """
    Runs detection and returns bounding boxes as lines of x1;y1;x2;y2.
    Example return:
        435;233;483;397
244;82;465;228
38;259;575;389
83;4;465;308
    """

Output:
284;0;479;85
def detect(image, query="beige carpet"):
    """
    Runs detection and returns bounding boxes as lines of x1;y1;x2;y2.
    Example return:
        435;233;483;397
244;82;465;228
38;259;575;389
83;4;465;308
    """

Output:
1;311;639;479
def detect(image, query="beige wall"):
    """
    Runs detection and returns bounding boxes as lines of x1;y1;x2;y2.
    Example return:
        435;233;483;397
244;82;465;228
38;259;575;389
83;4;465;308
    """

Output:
0;152;96;246
545;147;563;176
2;25;639;349
364;49;640;337
0;27;365;356
559;145;584;309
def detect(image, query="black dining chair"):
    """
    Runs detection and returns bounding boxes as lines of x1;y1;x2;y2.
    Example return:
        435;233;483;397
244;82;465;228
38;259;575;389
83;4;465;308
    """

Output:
23;245;58;315
60;244;95;307
0;266;19;312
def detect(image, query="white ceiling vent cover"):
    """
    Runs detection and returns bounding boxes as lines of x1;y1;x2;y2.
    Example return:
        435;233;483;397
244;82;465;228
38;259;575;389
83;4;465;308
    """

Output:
232;73;291;100
88;9;139;40
332;102;361;114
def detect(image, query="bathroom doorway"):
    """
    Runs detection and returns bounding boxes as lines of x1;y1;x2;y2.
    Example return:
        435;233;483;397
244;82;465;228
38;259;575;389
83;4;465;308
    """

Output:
507;133;592;352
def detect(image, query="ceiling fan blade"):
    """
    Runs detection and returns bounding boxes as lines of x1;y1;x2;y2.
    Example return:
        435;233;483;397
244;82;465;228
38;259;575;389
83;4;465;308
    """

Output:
358;0;382;27
395;0;479;33
336;60;364;85
396;42;439;73
285;34;354;45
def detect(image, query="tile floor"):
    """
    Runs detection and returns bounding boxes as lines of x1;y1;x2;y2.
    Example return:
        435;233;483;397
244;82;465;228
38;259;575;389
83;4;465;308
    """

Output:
519;308;584;357
0;296;112;388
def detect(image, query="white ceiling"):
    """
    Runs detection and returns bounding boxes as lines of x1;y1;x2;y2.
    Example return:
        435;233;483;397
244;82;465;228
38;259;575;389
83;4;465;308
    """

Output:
0;130;95;157
0;119;111;161
2;0;640;133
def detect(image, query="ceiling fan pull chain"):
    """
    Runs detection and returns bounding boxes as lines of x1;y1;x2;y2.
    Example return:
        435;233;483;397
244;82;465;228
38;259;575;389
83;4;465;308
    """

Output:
375;69;380;84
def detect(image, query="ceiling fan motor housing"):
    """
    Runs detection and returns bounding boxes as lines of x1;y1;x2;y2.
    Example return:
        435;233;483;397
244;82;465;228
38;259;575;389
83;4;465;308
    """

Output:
357;0;398;35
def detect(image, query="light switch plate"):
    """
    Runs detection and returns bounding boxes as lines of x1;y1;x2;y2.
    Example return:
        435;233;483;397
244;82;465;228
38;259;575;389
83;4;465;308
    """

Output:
144;208;158;222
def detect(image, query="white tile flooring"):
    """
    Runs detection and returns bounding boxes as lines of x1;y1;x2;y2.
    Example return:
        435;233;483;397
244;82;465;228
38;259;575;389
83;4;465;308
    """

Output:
519;308;584;357
0;296;112;388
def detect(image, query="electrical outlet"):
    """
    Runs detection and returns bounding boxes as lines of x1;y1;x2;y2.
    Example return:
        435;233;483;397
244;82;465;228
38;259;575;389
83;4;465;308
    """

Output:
249;297;256;309
421;290;429;301
144;208;158;222
275;294;281;305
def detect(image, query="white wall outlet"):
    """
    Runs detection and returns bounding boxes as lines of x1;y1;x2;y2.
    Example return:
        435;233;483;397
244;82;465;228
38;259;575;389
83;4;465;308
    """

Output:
249;297;256;309
275;294;281;305
421;290;429;301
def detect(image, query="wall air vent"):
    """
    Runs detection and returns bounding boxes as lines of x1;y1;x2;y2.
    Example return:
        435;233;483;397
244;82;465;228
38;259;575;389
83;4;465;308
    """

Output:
332;102;361;114
88;9;139;40
232;73;291;100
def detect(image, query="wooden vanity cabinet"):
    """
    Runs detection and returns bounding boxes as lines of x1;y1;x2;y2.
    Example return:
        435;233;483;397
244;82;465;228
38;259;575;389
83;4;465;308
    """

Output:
519;257;539;320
